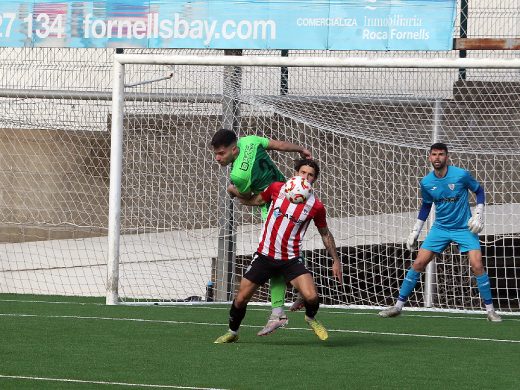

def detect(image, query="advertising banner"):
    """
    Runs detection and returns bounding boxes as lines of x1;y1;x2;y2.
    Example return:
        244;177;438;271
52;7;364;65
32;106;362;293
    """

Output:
0;0;457;50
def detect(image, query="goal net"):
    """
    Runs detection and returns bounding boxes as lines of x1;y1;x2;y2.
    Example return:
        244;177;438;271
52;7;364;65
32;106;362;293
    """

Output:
1;48;519;314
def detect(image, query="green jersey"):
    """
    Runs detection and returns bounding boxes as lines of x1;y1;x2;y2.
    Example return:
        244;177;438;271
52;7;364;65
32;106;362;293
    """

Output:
230;135;285;195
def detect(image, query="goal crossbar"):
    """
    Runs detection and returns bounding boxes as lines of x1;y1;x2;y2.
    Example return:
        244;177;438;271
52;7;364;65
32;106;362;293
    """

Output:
114;54;520;69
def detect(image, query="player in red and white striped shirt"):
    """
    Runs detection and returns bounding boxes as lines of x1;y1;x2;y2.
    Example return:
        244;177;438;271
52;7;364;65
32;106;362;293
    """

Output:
256;180;327;260
214;160;342;343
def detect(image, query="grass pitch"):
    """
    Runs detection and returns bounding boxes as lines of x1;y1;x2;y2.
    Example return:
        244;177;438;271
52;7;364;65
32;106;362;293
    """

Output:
0;294;518;389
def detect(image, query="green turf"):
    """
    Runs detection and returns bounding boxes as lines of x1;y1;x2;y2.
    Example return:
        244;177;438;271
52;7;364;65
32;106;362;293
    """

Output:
1;294;519;389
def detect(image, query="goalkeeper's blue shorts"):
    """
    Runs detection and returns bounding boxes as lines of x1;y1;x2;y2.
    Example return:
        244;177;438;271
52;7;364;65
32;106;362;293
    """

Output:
421;226;481;253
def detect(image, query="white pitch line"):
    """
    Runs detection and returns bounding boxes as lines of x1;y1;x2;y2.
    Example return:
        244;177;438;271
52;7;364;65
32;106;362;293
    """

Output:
0;374;227;389
0;298;104;306
2;298;519;322
326;310;520;322
283;326;520;344
1;312;519;344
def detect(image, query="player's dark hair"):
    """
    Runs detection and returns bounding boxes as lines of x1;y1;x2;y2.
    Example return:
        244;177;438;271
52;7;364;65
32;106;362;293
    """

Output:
211;128;237;148
294;159;320;180
430;142;448;154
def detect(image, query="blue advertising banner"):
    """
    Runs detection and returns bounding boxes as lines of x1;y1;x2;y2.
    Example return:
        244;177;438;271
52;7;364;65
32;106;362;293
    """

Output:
0;1;457;50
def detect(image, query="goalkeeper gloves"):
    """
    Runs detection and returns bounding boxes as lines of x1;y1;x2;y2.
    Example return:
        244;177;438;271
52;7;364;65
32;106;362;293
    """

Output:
468;204;484;234
406;219;425;251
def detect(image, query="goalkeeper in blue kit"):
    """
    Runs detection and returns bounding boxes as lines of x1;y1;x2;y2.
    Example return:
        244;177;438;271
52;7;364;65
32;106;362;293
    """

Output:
379;143;502;322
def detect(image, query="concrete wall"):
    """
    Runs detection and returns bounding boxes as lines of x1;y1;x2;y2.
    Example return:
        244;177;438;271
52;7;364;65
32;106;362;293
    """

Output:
0;128;109;243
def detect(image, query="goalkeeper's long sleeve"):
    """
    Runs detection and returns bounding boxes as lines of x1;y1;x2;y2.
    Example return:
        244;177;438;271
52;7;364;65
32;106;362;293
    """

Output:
417;202;432;222
474;185;485;205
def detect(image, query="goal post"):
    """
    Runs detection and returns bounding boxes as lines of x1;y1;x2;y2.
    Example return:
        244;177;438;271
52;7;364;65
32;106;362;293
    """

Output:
106;58;125;305
106;53;520;314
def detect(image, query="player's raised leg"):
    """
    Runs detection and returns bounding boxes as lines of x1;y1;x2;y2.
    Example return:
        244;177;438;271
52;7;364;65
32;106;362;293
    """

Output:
257;274;288;336
257;203;288;336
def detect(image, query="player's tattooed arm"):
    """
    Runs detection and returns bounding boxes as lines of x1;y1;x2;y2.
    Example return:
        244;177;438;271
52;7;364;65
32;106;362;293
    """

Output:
318;227;342;281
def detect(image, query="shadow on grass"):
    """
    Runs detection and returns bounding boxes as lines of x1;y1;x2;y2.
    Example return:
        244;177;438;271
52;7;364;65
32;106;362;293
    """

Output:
223;331;401;348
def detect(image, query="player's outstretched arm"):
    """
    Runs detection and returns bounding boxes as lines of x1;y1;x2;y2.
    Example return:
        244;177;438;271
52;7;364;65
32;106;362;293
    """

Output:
267;139;312;159
227;184;253;200
317;227;342;281
238;193;266;207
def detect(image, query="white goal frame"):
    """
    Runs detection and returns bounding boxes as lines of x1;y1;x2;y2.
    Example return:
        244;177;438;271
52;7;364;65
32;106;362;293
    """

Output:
107;54;520;311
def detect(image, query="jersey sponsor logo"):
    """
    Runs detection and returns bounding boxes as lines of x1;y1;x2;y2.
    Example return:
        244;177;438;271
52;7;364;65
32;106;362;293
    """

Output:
273;206;303;224
239;143;256;171
431;186;437;190
438;196;459;203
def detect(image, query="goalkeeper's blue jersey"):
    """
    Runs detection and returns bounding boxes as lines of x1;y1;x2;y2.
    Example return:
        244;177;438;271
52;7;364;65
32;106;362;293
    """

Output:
420;165;480;230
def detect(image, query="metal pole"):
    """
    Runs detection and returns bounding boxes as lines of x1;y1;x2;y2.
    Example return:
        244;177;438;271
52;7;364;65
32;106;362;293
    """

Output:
106;51;125;305
424;99;443;308
215;49;242;301
280;50;289;96
458;0;468;80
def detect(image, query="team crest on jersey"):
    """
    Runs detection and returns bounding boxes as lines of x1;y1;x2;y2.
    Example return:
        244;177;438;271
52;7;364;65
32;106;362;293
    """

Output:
448;183;455;191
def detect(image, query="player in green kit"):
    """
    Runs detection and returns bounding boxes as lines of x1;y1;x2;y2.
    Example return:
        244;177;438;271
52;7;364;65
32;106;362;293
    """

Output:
211;128;312;336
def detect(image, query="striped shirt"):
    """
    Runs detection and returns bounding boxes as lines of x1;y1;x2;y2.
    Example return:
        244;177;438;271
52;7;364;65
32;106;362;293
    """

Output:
257;182;327;260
